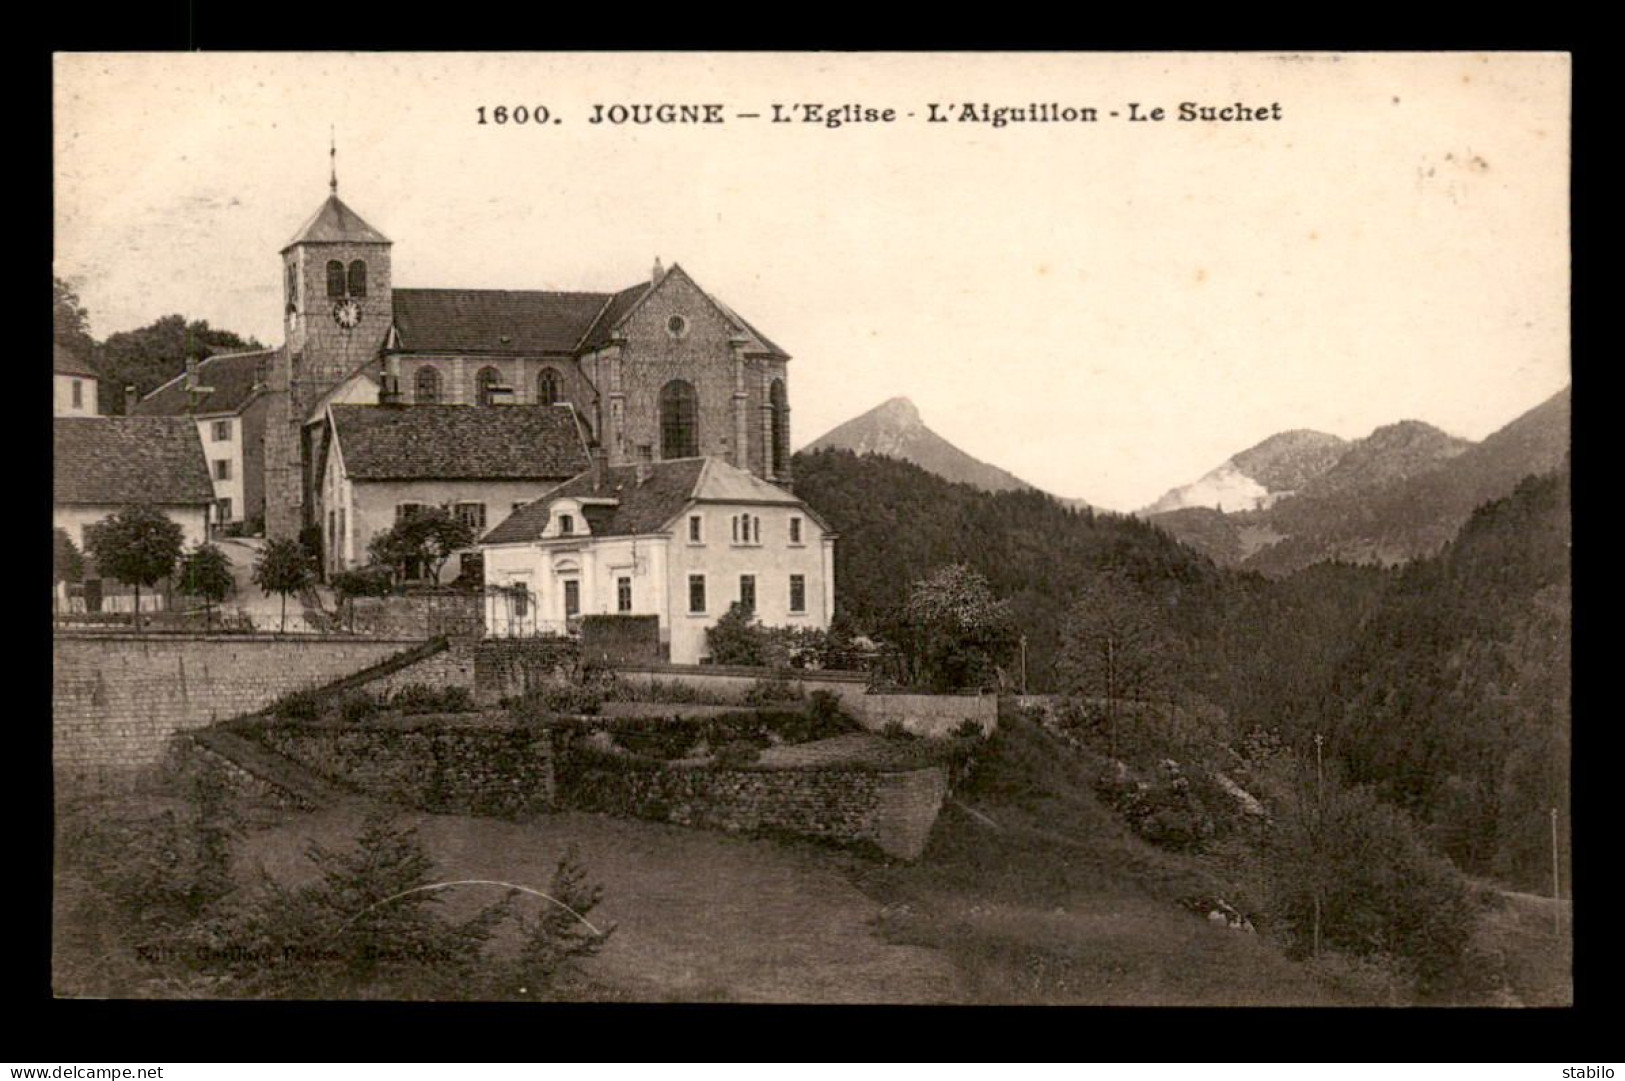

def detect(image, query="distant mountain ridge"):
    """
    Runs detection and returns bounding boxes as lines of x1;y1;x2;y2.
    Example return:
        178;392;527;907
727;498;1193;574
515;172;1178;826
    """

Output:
805;397;1090;506
1147;387;1570;575
1144;429;1349;515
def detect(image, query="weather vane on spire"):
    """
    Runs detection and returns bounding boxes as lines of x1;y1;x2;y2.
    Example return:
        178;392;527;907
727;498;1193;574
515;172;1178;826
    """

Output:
329;125;338;195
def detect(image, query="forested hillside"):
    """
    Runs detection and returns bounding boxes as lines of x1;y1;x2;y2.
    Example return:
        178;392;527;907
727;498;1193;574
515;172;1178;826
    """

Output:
794;446;1571;892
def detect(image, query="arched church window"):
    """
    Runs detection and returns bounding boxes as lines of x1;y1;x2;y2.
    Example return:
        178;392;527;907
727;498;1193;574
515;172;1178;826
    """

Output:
476;367;502;407
415;366;442;404
769;378;789;477
286;261;298;312
538;367;561;406
326;260;345;298
659;379;699;459
347;260;368;298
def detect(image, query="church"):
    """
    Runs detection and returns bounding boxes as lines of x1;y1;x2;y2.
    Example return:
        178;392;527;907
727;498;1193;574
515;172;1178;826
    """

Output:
258;166;796;546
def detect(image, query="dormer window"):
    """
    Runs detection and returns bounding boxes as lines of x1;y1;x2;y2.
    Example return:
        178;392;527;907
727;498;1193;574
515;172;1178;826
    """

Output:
558;513;575;536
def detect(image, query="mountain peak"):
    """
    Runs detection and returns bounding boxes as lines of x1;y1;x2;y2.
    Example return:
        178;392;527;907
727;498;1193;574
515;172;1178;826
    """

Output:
871;396;922;426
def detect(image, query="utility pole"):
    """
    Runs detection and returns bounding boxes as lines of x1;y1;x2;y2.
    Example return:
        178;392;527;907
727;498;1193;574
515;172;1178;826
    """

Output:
1551;807;1562;937
1019;633;1028;697
1312;732;1325;958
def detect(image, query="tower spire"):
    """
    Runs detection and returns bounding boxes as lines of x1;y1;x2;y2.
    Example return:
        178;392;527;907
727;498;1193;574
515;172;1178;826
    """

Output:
329;126;338;195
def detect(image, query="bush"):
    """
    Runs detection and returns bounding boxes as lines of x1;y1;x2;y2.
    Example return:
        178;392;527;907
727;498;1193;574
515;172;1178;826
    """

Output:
881;720;915;741
338;691;381;724
744;672;803;706
519;682;605;717
712;739;763;767
951;717;988;739
271;687;324;722
390;683;475;715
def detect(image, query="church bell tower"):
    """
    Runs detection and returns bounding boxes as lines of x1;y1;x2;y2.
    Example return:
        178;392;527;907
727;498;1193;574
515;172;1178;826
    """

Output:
264;138;393;538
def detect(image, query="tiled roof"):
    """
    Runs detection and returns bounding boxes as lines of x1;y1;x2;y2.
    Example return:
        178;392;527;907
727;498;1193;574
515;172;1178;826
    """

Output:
481;456;812;545
483;457;708;544
329;403;590;481
133;349;275;416
392;289;615;355
54;417;215;506
53;343;99;378
283;194;390;249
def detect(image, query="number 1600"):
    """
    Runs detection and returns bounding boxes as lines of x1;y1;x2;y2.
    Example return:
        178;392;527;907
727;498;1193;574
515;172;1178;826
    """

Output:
476;106;552;125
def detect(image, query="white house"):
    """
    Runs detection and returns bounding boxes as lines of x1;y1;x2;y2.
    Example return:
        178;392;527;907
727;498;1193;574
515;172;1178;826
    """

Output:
479;456;836;663
53;343;99;417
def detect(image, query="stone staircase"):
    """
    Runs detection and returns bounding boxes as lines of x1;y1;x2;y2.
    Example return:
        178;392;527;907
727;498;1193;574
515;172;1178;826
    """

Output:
186;725;360;811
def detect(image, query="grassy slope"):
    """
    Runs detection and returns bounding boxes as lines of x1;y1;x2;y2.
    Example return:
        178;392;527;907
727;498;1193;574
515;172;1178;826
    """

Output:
851;713;1363;1006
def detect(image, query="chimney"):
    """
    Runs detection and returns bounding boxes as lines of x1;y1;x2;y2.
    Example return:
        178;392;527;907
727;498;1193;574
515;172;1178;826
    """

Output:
124;384;137;414
652;256;664;284
590;444;608;491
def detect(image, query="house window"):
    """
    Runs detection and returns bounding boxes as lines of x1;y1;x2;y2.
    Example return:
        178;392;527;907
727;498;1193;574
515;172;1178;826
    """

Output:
790;574;806;613
732;516;739;543
396;502;427;523
753;516;761;544
538;367;561;406
218;497;234;523
415;366;442;404
71;380;82;409
326;260;346;298
558;514;574;536
476;366;502;407
689;515;703;543
286;261;298;311
213;459;231;481
688;574;706;614
347;260;367;298
659;379;699;458
739;575;756;614
454;502;487;532
636;443;654;464
564;579;580;618
512;586;529;619
212;420;232;442
617;576;632;613
789;516;803;544
770;378;790;476
338;507;346;555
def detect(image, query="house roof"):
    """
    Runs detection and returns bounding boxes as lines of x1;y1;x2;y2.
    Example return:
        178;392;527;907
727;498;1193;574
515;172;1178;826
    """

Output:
328;403;590;482
482;456;815;544
576;281;653;352
392;288;616;355
283;194;390;250
54;417;215;506
133;348;275;416
53;343;99;379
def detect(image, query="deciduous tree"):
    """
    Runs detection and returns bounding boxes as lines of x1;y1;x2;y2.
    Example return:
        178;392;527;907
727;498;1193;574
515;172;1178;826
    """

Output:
178;543;234;629
84;506;184;629
252;538;314;633
898;564;1018;692
1058;570;1175;757
367;508;475;585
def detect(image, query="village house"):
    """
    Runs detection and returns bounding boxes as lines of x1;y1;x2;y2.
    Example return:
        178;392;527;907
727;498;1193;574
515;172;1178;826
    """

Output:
133;349;279;529
54;416;215;611
53;343;99;417
479;455;836;663
313;402;591;582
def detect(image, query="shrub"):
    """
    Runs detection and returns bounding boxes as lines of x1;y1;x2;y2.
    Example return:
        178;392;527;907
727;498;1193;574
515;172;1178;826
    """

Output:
271;687;324;722
338;691;381;724
712;739;763;767
391;683;476;715
522;682;605;717
881;720;915;741
744;672;803;706
951;717;988;739
610;718;705;760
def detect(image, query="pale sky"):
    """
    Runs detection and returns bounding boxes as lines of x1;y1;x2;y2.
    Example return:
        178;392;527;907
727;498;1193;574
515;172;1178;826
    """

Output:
53;52;1570;511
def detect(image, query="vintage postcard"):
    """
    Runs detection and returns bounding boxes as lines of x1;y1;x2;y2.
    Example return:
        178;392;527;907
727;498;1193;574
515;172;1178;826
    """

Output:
51;52;1571;1005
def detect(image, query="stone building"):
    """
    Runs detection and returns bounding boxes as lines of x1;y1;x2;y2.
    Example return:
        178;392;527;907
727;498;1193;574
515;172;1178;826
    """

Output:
258;171;795;546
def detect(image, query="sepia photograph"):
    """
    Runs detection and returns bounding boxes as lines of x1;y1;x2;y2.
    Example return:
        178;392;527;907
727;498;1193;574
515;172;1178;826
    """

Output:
50;51;1571;1006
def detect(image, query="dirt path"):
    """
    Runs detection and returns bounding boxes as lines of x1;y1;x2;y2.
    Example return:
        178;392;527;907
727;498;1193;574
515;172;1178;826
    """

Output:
236;807;964;1004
